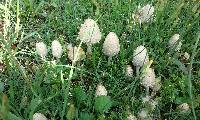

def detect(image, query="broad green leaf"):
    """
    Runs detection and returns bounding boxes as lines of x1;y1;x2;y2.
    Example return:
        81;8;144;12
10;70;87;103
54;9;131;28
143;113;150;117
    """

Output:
28;97;42;119
67;104;76;120
74;86;87;104
79;112;94;120
94;96;112;113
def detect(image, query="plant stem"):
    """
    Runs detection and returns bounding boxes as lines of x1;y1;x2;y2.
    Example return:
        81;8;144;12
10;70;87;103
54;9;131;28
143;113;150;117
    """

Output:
61;41;83;120
188;33;199;120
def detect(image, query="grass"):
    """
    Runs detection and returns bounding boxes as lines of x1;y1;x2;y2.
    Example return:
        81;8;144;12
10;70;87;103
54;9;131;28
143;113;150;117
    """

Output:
0;0;200;120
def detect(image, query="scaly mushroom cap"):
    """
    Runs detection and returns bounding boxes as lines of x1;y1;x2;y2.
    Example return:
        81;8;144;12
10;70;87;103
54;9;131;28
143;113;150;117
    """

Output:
96;84;107;96
133;4;154;23
138;108;148;119
51;40;63;58
126;65;134;77
33;113;47;120
141;68;156;89
168;34;182;51
78;18;102;44
36;42;48;58
103;32;120;57
132;45;149;67
127;113;137;120
178;103;190;113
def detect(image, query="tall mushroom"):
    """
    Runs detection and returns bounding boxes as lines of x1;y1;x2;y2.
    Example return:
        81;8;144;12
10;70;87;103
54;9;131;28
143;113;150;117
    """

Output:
78;18;102;54
103;32;120;61
132;45;149;70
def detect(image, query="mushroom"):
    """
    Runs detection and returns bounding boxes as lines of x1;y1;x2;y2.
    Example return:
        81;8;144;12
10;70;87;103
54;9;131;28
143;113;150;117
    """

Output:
132;45;149;69
51;40;63;58
96;84;107;97
141;68;156;90
33;113;47;120
78;18;102;54
127;113;137;120
178;103;190;113
102;32;120;61
126;65;134;77
138;108;148;120
132;4;154;24
168;34;182;51
36;42;48;59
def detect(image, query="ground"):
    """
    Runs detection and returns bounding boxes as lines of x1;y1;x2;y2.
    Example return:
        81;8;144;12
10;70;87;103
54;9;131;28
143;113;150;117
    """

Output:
0;0;200;120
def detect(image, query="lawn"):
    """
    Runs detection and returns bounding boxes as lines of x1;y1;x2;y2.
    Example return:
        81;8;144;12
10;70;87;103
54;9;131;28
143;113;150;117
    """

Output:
0;0;200;120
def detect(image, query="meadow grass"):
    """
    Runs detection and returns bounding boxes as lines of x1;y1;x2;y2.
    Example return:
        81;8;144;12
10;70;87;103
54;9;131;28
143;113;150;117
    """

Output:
0;0;200;120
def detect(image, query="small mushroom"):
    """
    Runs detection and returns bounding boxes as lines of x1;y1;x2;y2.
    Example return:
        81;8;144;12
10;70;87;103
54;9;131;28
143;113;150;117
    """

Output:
36;42;48;59
168;34;182;51
51;40;63;58
33;113;47;120
141;68;156;90
178;103;190;113
96;84;107;97
126;65;134;77
127;113;137;120
138;108;148;120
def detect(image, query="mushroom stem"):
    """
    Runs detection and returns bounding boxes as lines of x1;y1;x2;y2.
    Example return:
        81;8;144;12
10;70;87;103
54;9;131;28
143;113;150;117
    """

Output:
136;66;140;76
87;44;92;54
108;56;112;66
145;86;150;96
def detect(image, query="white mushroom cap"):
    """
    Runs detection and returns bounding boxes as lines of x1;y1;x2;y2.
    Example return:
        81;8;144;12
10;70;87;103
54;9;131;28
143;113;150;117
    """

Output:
96;84;107;96
133;4;154;23
103;32;120;57
78;18;101;44
142;95;151;103
178;103;190;113
33;113;47;120
132;45;149;67
36;42;48;58
51;40;63;58
184;52;190;60
127;113;137;120
141;68;156;89
168;34;182;51
126;65;134;77
138;108;148;119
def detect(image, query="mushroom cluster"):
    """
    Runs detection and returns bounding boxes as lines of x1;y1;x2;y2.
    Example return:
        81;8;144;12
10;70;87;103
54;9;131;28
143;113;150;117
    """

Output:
36;40;63;60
